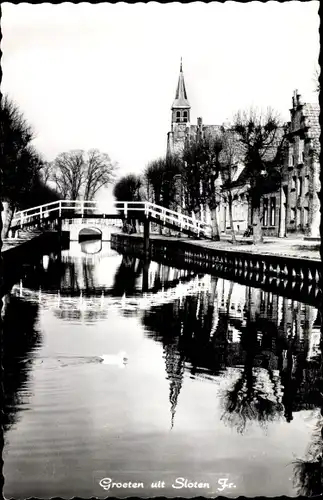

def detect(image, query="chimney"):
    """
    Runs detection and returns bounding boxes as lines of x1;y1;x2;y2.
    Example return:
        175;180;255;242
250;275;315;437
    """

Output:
197;117;203;129
292;89;298;109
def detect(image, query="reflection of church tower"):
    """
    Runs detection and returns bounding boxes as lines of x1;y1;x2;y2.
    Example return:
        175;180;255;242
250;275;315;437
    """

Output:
164;342;185;429
167;59;191;156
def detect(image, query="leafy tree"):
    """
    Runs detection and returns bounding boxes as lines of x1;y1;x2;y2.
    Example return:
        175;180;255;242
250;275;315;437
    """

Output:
145;155;182;210
113;174;143;233
1;95;34;231
233;108;288;244
144;158;165;205
0;95;55;237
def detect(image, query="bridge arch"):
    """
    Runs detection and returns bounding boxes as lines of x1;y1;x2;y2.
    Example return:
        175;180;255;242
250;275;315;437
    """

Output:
61;219;116;241
79;227;102;242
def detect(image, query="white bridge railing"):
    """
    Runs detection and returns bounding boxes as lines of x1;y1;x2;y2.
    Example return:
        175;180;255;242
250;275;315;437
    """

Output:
11;200;212;238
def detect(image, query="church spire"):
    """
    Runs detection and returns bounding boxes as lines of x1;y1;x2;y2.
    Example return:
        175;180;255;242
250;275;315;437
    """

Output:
172;58;190;109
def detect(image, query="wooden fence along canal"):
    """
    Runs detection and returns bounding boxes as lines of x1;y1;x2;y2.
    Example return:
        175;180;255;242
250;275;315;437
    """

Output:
111;234;322;309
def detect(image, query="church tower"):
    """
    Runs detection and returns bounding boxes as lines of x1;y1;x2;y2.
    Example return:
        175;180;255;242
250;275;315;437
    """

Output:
167;59;191;156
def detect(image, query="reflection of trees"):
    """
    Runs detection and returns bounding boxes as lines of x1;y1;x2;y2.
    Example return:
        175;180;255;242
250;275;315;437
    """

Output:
142;277;235;380
292;310;323;497
111;255;143;296
221;315;284;434
280;308;322;422
220;286;322;434
2;295;42;432
23;253;62;291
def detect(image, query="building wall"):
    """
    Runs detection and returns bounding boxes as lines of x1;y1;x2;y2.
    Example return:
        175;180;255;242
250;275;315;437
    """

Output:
284;96;320;237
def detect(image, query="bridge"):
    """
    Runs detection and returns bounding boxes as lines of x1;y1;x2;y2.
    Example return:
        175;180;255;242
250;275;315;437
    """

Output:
11;200;213;241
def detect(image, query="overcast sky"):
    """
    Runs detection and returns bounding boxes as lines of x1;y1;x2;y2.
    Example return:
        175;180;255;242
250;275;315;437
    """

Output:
2;1;320;185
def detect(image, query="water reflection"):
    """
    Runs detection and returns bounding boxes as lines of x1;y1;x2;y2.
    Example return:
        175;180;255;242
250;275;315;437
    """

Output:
142;277;322;431
80;239;102;254
2;294;42;432
3;241;323;497
293;409;323;496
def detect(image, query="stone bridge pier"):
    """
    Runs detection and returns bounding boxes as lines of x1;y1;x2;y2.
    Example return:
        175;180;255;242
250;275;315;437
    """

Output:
62;218;122;241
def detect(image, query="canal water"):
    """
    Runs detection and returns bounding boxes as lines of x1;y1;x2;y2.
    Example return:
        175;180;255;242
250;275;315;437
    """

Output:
2;240;322;498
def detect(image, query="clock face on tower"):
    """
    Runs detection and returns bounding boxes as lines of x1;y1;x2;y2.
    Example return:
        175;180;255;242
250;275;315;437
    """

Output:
177;124;186;132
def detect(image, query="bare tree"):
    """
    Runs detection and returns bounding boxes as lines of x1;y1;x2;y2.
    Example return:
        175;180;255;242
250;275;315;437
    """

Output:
218;126;245;244
233;108;287;244
182;133;223;240
39;161;53;185
50;150;86;200
313;66;320;93
49;149;117;201
83;149;117;200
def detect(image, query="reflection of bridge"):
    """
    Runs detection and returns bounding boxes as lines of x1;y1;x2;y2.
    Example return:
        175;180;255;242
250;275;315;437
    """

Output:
11;274;212;314
11;199;212;239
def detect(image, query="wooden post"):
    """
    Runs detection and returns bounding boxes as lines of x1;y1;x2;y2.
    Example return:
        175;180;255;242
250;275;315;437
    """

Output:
144;217;150;258
57;216;62;250
142;258;149;293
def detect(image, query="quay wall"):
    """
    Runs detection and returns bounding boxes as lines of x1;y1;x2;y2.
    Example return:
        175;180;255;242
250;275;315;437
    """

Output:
111;233;322;308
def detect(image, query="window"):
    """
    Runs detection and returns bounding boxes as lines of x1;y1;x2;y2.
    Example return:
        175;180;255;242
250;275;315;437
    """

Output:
304;207;309;225
291;176;297;191
183;111;188;122
297;207;302;226
298;139;304;164
176;111;181;123
263;198;268;226
270;197;276;226
288;147;294;167
304;175;309;194
297;177;303;197
290;207;296;223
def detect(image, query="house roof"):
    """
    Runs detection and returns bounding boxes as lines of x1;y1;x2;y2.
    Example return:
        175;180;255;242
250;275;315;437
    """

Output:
303;102;320;153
